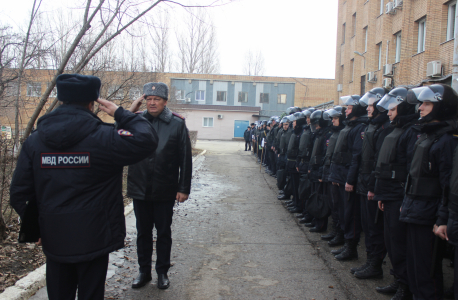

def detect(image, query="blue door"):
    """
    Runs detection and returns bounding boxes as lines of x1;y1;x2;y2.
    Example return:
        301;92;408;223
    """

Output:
234;120;249;138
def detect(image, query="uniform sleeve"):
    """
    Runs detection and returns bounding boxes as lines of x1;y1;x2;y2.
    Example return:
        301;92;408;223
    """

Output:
177;121;193;195
109;107;158;166
346;125;363;185
10;140;36;218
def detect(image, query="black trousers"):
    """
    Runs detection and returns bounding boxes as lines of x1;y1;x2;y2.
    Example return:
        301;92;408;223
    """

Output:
290;170;301;210
330;183;341;229
269;150;277;174
383;200;408;284
360;194;386;259
313;181;330;231
343;188;361;241
46;254;109;300
134;200;175;275
245;141;251;151
406;222;444;300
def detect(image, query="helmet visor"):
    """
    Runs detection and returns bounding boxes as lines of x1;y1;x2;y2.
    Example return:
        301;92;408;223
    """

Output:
359;92;380;107
325;108;341;118
377;94;404;112
412;85;444;103
340;95;360;106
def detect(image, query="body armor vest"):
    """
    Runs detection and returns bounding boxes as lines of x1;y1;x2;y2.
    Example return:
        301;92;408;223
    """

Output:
309;130;327;167
324;131;340;166
298;128;311;161
331;125;353;165
287;132;300;159
406;127;451;198
448;147;458;213
360;123;377;174
375;127;407;181
280;129;293;153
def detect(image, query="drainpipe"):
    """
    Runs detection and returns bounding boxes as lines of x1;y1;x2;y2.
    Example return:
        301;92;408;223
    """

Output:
452;5;458;92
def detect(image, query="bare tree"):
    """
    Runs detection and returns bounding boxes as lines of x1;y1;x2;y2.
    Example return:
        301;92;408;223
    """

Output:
176;8;219;74
243;50;265;76
147;12;172;72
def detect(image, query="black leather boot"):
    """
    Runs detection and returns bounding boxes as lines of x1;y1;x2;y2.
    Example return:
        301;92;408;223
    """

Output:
328;229;345;247
321;227;337;241
350;253;372;274
331;242;347;255
132;273;152;288
157;273;170;289
354;257;383;279
391;283;413;300
335;239;358;261
376;279;399;294
278;194;290;200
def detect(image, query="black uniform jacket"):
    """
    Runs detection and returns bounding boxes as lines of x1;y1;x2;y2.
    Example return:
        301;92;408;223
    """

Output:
10;105;158;263
328;116;368;185
308;126;333;182
127;107;192;202
373;115;419;201
401;121;458;226
244;129;251;142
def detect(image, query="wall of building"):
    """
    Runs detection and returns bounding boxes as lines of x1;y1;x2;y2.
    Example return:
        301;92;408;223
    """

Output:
335;0;455;100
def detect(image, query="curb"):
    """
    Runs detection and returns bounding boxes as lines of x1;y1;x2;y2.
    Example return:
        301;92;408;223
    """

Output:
0;149;207;299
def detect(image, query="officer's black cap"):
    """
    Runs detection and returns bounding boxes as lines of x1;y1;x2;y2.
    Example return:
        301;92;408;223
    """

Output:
56;74;101;103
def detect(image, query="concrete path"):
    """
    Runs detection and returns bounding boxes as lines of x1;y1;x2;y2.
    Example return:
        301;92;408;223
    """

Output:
30;140;453;299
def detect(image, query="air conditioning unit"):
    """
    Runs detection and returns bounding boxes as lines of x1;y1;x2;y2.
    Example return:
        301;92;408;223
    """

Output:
185;98;191;103
217;114;223;119
394;0;403;9
337;84;343;92
386;2;395;14
383;64;393;76
382;78;392;89
367;72;377;83
426;61;442;77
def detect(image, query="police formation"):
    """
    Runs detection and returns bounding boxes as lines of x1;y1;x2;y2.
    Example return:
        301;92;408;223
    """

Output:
245;84;458;300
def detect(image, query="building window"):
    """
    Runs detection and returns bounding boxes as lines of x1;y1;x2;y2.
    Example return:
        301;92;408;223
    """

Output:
203;117;214;127
417;18;426;53
352;13;357;36
238;92;248;102
363;27;368;52
380;0;384;15
377;42;382;70
48;83;57;98
350;59;354;82
447;1;456;41
175;89;185;100
27;82;41;97
216;91;227;102
129;87;141;100
277;94;287;104
196;90;205;101
6;82;18;96
260;93;269;103
395;31;402;63
108;85;124;99
342;23;346;44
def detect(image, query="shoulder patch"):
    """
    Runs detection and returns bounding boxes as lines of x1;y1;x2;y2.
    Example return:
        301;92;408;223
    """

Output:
118;129;134;137
172;112;185;120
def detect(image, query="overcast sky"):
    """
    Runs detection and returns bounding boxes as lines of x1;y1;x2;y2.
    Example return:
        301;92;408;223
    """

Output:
1;0;338;79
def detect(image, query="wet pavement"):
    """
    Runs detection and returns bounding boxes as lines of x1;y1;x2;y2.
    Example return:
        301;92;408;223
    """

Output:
29;140;454;299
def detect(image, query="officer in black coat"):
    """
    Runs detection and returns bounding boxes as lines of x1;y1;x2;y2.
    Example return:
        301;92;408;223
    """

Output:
328;95;368;261
400;84;458;300
372;87;419;298
10;74;158;300
267;117;280;177
277;117;293;200
127;82;192;290
244;126;251;151
352;87;392;280
307;110;333;233
321;106;346;245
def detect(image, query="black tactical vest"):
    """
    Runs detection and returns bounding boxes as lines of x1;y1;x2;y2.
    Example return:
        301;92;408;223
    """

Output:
287;132;300;159
280;128;293;153
324;131;340;166
309;130;327;167
331;125;352;165
406;128;451;198
448;147;458;213
360;123;377;174
298;127;312;161
375;127;407;181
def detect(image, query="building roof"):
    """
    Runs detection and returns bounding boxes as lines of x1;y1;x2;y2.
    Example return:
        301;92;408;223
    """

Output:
171;104;261;112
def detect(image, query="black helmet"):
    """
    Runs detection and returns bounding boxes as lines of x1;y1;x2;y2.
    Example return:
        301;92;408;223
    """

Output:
286;107;296;115
324;106;347;125
340;95;366;119
267;120;272;126
408;84;458;122
359;87;387;107
293;111;305;120
281;116;290;123
262;120;267;125
310;110;329;128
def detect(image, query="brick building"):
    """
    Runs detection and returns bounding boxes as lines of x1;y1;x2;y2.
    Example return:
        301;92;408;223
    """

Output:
335;0;456;100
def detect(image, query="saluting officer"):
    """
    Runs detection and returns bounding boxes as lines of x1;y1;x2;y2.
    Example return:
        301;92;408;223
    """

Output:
10;74;158;300
400;84;458;300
